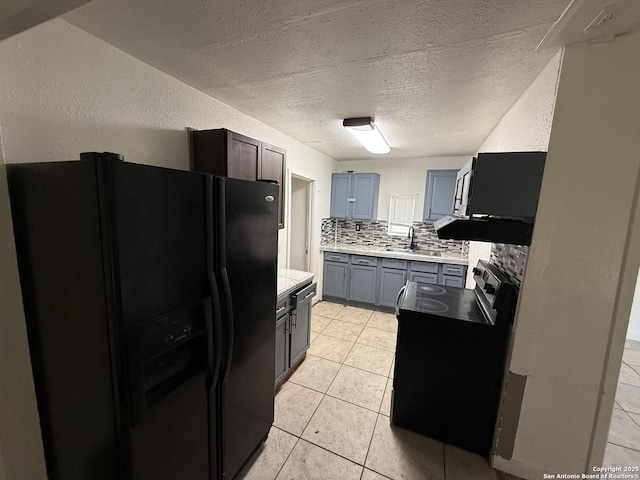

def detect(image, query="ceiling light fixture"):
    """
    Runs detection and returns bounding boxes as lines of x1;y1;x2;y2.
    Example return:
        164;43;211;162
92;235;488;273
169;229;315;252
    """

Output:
343;117;390;154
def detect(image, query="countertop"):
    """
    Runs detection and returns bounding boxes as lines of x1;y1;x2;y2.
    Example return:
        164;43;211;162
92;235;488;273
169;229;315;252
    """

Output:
277;268;315;298
320;243;468;265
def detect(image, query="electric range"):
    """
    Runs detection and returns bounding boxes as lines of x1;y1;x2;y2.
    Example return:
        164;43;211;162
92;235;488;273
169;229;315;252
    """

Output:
391;259;517;457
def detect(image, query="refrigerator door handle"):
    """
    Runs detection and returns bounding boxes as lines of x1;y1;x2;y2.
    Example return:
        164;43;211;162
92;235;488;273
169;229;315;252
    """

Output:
220;267;234;384
208;271;223;389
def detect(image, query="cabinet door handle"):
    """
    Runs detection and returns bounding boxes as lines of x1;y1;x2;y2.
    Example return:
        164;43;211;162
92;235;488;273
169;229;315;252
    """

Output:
292;312;297;328
276;305;287;314
331;256;342;260
357;259;369;264
303;292;315;301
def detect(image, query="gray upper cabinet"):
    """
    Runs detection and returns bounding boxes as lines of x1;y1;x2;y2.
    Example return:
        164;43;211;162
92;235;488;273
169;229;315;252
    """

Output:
423;169;458;221
330;173;380;220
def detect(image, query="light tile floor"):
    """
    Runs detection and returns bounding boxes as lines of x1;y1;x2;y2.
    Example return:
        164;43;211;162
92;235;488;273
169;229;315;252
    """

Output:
238;302;523;480
606;339;640;466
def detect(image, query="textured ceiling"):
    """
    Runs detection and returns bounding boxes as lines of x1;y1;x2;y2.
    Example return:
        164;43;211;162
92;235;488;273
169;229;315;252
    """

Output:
61;0;568;160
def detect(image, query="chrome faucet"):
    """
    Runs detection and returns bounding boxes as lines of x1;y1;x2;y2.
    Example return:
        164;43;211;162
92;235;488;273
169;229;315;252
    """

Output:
408;226;417;251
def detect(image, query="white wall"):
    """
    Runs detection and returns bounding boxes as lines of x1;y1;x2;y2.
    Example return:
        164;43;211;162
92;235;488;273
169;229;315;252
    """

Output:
478;51;562;154
492;32;640;477
627;269;640;341
467;50;563;289
0;18;336;271
337;156;469;222
0;18;336;475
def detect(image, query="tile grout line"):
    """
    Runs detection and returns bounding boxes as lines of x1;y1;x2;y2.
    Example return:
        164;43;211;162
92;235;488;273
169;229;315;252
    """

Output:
304;305;387;473
613;401;640;437
361;398;380;476
361;414;395;480
286;360;391;415
442;442;447;480
606;439;640;454
272;436;301;480
309;306;395;416
286;304;398;476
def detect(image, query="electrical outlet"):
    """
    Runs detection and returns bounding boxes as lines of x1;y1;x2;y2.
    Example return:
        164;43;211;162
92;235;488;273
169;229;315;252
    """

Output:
355;224;361;232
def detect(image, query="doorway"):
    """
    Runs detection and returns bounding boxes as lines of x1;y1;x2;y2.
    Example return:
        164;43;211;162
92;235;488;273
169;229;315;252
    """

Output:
603;267;640;465
289;175;312;272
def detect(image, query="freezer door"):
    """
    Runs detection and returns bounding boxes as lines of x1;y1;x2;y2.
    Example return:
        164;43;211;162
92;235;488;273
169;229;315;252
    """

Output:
110;161;212;480
213;177;278;479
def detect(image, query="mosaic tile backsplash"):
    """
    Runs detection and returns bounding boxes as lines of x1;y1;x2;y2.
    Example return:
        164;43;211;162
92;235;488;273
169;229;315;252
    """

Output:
490;243;528;288
321;218;468;257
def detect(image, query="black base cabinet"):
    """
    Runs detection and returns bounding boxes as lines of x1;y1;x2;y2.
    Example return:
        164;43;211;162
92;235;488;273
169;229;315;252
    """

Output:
275;282;316;389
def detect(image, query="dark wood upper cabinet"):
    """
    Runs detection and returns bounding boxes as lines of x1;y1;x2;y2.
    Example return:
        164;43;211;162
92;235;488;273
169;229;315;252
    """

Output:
227;131;261;181
260;142;286;229
190;128;286;229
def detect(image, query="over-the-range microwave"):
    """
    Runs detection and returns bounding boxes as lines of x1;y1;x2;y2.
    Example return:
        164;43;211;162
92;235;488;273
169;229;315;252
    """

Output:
434;151;546;246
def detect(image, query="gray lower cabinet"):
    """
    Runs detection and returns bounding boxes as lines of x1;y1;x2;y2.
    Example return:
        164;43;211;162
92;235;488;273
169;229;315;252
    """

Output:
290;283;316;366
275;297;290;386
378;258;408;308
275;282;316;388
410;272;438;284
322;251;467;308
350;265;377;304
439;263;466;287
441;275;465;287
410;260;444;285
349;255;379;304
322;252;349;299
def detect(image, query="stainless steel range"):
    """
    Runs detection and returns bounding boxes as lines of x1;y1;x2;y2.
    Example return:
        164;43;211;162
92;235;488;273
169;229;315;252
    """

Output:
392;259;517;457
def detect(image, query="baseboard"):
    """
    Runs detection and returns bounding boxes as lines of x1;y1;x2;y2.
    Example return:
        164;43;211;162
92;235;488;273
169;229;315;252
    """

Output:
492;454;554;480
626;331;640;342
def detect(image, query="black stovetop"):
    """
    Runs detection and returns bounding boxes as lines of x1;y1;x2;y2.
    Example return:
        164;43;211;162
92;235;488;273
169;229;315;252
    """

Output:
398;281;488;325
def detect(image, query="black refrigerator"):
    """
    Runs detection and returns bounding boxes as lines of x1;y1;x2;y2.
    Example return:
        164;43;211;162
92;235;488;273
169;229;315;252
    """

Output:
7;154;278;480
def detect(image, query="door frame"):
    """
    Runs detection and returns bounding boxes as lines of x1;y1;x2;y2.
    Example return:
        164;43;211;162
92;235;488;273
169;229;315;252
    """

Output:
286;172;314;272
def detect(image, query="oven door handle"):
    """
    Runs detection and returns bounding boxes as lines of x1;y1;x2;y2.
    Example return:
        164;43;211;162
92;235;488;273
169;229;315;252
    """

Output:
395;285;407;317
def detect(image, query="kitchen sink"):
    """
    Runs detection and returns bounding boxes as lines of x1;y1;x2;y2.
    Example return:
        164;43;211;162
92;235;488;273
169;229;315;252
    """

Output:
380;247;441;256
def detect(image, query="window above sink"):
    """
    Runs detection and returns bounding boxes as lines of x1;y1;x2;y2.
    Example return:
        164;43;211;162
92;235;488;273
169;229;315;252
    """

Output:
387;195;415;236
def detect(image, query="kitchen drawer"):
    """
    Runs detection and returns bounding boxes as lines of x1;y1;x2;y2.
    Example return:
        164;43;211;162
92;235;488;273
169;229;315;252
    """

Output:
381;258;408;270
276;297;289;319
442;275;465;288
291;282;317;307
409;261;438;274
350;255;379;267
324;252;349;263
411;272;438;284
441;264;465;277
